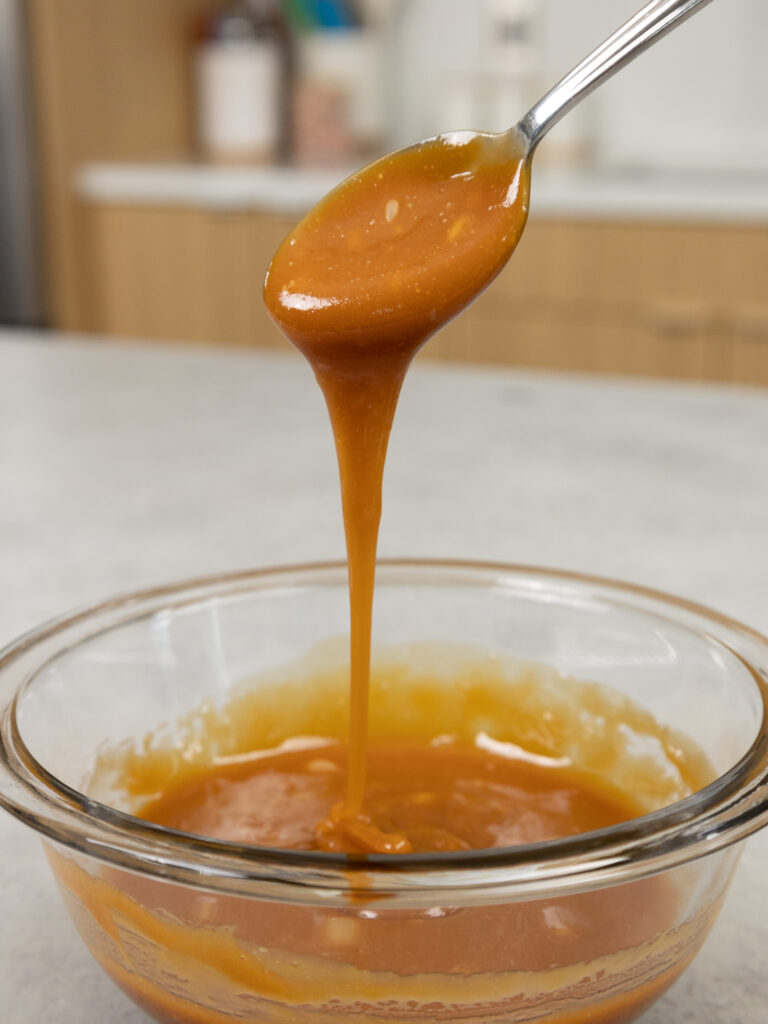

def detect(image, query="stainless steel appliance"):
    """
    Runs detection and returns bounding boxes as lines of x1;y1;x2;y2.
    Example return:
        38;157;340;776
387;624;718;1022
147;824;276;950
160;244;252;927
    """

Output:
0;0;40;326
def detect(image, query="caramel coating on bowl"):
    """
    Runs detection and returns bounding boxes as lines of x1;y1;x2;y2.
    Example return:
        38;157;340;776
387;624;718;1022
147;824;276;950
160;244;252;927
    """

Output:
92;652;712;826
65;657;717;1023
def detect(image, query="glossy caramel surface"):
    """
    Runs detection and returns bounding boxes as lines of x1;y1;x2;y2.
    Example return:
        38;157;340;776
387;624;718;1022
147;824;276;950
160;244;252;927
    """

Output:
98;659;711;857
72;665;716;1024
264;131;530;359
138;737;640;855
264;132;530;827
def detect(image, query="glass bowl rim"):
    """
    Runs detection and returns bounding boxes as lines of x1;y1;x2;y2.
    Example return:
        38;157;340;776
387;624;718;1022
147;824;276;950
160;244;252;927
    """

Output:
2;558;768;906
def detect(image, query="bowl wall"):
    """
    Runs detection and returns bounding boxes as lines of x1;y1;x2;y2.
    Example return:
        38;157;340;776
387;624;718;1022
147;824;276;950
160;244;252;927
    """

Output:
46;840;738;1024
15;563;762;799
2;562;768;1023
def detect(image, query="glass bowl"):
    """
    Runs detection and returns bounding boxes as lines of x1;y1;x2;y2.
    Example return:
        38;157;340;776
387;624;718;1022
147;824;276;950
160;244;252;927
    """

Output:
1;561;768;1024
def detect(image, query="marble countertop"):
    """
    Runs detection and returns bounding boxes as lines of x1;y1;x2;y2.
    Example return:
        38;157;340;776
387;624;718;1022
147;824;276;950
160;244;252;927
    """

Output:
1;331;767;1022
75;161;768;224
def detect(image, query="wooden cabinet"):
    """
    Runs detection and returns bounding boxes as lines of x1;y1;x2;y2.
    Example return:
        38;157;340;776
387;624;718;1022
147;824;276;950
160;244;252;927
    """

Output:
424;218;768;385
26;0;213;331
83;205;293;351
26;0;768;385
80;202;768;385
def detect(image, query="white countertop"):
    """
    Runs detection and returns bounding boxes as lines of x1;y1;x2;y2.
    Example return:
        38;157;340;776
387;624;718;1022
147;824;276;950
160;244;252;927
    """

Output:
1;331;767;1021
76;161;768;224
75;163;360;217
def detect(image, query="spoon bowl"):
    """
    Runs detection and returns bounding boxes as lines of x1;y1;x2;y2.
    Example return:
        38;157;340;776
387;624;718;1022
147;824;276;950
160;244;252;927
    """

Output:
265;129;530;356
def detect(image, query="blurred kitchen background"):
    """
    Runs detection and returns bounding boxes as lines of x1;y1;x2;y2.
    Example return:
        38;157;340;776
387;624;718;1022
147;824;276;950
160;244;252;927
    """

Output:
2;0;768;383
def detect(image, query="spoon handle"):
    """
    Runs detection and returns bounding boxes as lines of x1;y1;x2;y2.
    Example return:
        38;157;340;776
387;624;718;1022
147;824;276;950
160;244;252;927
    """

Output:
518;0;717;153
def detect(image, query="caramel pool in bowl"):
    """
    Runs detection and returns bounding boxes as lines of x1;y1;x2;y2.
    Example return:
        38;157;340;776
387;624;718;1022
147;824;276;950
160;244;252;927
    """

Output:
2;562;768;1024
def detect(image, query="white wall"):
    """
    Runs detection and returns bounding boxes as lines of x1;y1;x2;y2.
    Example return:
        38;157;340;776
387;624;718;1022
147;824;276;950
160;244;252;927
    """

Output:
391;0;486;145
589;0;768;171
392;0;768;173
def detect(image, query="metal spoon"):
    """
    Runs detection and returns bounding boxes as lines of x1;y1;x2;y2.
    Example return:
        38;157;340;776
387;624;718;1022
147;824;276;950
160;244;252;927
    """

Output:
518;0;716;155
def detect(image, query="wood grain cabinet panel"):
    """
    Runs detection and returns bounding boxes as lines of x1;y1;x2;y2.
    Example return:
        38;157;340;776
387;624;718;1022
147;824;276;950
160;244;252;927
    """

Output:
425;217;761;384
85;205;291;350
25;0;767;386
80;204;767;386
26;0;212;330
729;307;768;385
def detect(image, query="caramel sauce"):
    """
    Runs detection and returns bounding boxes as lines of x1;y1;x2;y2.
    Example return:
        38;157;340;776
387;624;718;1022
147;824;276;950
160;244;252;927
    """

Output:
68;662;716;1024
94;655;711;824
56;130;721;1023
138;740;640;854
49;838;716;1024
264;130;530;830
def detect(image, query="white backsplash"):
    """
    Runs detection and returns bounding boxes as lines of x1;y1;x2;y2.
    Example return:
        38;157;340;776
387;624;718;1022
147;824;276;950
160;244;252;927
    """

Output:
593;0;768;172
392;0;768;174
